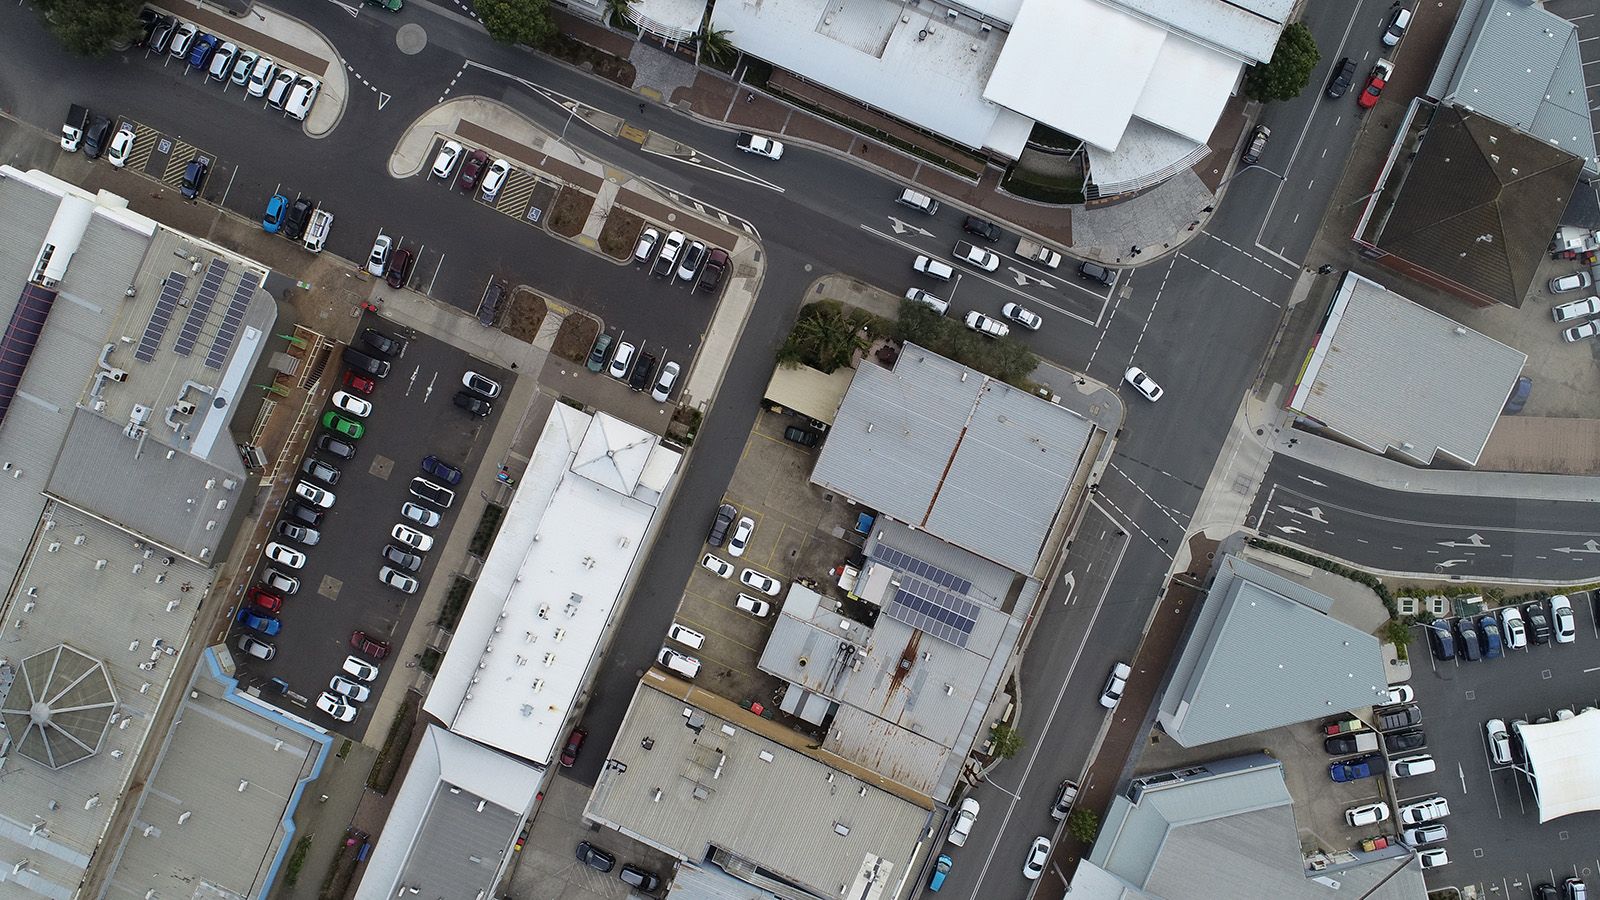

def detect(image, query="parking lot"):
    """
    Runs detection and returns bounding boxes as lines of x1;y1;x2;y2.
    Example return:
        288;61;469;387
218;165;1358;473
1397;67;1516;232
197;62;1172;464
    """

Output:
232;314;512;730
1407;593;1600;897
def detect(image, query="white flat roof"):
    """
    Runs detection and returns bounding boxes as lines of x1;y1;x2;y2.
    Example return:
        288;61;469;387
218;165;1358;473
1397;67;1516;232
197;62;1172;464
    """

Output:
423;407;679;766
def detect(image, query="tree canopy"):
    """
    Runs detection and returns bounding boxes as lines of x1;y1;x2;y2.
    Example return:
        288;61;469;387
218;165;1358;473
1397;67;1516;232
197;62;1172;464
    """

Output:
36;0;141;56
478;0;557;47
1244;22;1319;103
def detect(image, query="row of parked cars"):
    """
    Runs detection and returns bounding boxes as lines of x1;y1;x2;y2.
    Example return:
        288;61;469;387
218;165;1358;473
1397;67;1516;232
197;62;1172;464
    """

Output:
262;193;334;252
144;12;321;121
1426;595;1576;662
1325;689;1446;866
586;334;680;403
633;227;730;293
1548;274;1600;341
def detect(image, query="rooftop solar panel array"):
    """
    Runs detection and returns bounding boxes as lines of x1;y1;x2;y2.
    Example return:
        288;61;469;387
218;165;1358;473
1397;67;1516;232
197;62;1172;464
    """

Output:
174;258;228;357
873;543;980;648
205;271;259;370
135;272;187;363
874;544;972;595
0;283;60;430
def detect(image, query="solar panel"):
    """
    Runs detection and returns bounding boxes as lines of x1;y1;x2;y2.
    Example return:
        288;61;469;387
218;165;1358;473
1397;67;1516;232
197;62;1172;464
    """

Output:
174;258;228;356
0;284;60;430
874;544;972;595
873;543;980;648
205;271;259;369
135;272;187;363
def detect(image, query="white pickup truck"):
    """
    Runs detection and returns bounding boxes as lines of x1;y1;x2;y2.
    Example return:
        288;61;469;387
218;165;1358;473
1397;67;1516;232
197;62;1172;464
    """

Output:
1016;237;1062;269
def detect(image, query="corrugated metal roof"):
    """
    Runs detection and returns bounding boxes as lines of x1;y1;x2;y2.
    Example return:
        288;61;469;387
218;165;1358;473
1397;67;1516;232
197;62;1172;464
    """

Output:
1428;0;1597;177
1286;273;1526;466
810;348;1092;573
1157;555;1389;747
1109;0;1291;63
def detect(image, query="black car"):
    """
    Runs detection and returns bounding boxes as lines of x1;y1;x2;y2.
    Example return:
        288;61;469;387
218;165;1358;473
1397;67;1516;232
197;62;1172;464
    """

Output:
619;865;660;891
1240;124;1270;165
1427;618;1454;660
136;8;160;45
783;425;821;447
382;543;422;572
698;248;729;292
343;347;390;379
453;391;491;417
317;434;357;460
1077;261;1116;286
707;503;736;547
963;216;1002;242
629;352;657;392
1503;376;1532;414
479;280;505;327
1384;729;1426;753
386;247;414;290
301;457;341;485
180;158;208;199
1323;733;1369;755
284;198;314;241
1326;57;1358;98
1526;600;1552;644
1456;618;1481;661
83;116;113;159
1377;704;1422;732
576;841;615;873
285;501;324;527
360;328;404;358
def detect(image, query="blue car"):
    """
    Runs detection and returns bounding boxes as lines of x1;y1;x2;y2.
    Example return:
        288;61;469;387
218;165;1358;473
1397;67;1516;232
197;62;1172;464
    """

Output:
1329;754;1379;782
187;33;218;69
1427;619;1455;660
1478;615;1503;659
420;455;463;486
262;194;286;233
237;608;281;636
1457;619;1481;661
928;854;952;891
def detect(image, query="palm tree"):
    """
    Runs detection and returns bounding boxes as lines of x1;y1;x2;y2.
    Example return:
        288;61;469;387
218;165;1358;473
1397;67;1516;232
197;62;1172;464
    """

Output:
604;0;634;29
699;22;736;66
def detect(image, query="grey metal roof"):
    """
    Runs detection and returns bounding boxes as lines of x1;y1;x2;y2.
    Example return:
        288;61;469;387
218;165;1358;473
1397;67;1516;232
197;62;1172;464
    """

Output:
1108;0;1292;63
1157;554;1389;748
356;726;541;900
810;348;1093;573
1428;0;1597;177
1286;273;1527;466
1081;754;1426;900
584;682;931;899
0;644;116;769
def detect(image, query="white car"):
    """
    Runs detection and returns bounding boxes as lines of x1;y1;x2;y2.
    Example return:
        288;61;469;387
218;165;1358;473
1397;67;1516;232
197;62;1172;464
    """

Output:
367;234;392;277
342;655;380;682
1099;661;1132;709
1563;320;1600;342
294;481;335;509
262;568;299;594
608;341;636;380
230;49;258;86
1418;848;1450;869
168;21;197;58
331;390;371;418
463;370;501;399
1402;824;1448;845
905;288;949;315
737;133;784;160
727;517;754;557
947;798;979;847
1022;836;1051;881
912;255;955;281
1500;606;1527;649
265;69;298;109
329;675;371;702
1345;802;1390;826
740;568;781;596
1125;366;1164;401
1552;296;1600;322
953;241;1000;272
246;56;278;98
650;361;680;403
1385;684;1415;705
633;226;661;263
1550;593;1576;643
207;41;237;81
264;542;306;569
106;125;136;169
964;311;1009;339
379;566;418;594
1486;718;1511;764
1398;795;1450;825
736;594;771;617
480;159;511;201
1002;302;1042;330
316;691;358;722
401;502;440;528
391;523;435;552
432;140;464;180
701;553;734;579
1550;272;1594;293
654;231;686;275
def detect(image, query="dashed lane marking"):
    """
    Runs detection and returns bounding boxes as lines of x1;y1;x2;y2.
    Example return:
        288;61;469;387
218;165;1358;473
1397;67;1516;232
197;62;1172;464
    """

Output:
1092;495;1173;561
438;60;468;104
1178;253;1282;307
1109;463;1189;530
1201;232;1297;280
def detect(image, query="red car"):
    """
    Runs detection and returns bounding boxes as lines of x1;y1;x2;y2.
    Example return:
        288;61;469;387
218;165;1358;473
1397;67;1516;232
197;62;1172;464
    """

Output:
343;370;376;395
560;727;587;767
1357;61;1391;110
385;247;414;290
457;149;489;192
247;587;284;613
350;630;391;659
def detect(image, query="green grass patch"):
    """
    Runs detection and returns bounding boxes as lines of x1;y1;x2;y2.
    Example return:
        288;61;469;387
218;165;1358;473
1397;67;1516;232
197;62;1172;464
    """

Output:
367;694;418;795
285;834;312;888
437;576;474;631
468;503;506;557
1001;166;1085;205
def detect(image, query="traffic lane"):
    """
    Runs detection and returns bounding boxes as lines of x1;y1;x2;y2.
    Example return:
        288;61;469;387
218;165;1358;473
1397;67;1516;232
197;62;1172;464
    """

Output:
1405;601;1600;896
239;328;504;729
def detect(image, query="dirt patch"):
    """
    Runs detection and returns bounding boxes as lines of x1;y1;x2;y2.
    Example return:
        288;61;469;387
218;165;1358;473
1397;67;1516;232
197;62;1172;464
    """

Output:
598;207;647;260
547;34;637;86
502;288;547;344
547;186;595;238
554;312;600;363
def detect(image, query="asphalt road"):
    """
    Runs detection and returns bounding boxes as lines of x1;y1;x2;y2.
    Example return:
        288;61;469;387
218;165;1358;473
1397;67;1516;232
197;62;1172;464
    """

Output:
0;1;1421;897
1250;455;1600;581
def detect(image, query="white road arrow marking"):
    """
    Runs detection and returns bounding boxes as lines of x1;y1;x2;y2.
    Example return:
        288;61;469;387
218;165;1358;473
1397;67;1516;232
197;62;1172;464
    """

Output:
1061;570;1076;605
1436;559;1470;569
1295;475;1326;487
1277;525;1306;535
1553;540;1600;555
1458;762;1467;794
378;92;392;110
887;216;933;237
1438;533;1489;548
1008;267;1054;289
1278;504;1327;523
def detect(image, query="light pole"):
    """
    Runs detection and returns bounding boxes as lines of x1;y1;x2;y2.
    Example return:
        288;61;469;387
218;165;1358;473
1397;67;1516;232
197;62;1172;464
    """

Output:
1216;162;1289;193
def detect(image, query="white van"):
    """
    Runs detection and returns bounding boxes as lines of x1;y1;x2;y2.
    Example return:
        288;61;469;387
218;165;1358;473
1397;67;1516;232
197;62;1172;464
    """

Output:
913;255;954;281
1391;754;1436;778
667;622;705;650
897;187;939;215
657;647;701;678
303;208;334;252
905;288;949;315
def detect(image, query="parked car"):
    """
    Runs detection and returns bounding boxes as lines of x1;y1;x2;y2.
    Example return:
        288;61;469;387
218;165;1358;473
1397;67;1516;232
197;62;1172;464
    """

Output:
560;727;587;767
246;56;278;98
207;41;237;80
343;655;380;682
1478;614;1503;659
1326;57;1358;98
783;425;821;447
277;521;321;546
1385;685;1414;705
1552;296;1600;322
1357;60;1391;110
1345;802;1389;826
953;241;1000;272
261;568;299;595
236;608;281;635
651;361;680;403
1552;273;1595;293
317;434;356;460
266;69;297;108
382;544;423;573
378;566;418;593
1550;594;1576;643
905;288;949;315
707;503;737;547
1398;795;1450;825
633;227;660;263
264;541;306;569
736;594;771;617
1022;836;1051;881
1002;302;1043;330
964;311;1009;339
1077;261;1117;286
391;523;434;552
247;587;285;614
727;516;754;557
1329;754;1380;782
328;675;371;702
237;634;275;660
386;247;415;289
367;234;392;277
1456;618;1481;661
316;692;358;722
963;216;1001;242
453;391;491;417
1378;704;1422;732
740;568;781;596
321;412;363;440
1382;6;1412;46
1487;718;1512;764
186;33;217;70
628;352;658;393
1418;848;1449;868
620;865;659;892
82;116;113;159
1099;662;1132;709
736;132;784;159
928;855;952;892
1428;618;1455;659
284;197;314;241
350;631;391;659
608;341;636;380
148;16;177;53
409;477;455;508
432;140;464;179
180;158;208;200
343;370;376;395
701;553;734;578
1501;605;1527;649
586;333;614;373
168;21;197;58
1241;124;1271;165
1503;376;1532;414
677;241;707;281
576;841;615;873
653;231;685;277
947;798;979;846
360;328;404;358
230;48;258;85
1526;600;1552;644
401;502;441;528
913;255;955;281
284;501;324;528
1124;367;1163;401
699;248;729;292
1384;729;1426;753
1563;320;1600;343
106;124;136;168
480;159;511;201
262;194;287;233
457;149;489;192
1404;824;1448;846
331;391;372;418
420;455;462;486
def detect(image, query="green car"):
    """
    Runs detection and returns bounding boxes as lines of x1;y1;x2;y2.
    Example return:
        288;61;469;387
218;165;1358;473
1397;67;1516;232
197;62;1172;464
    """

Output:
322;411;365;440
365;0;403;9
